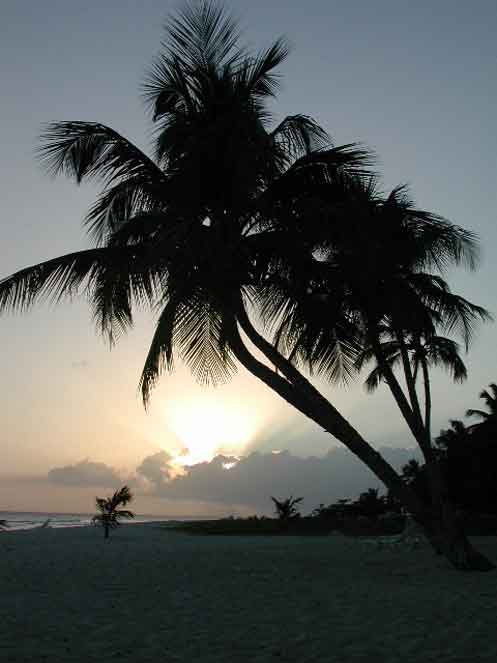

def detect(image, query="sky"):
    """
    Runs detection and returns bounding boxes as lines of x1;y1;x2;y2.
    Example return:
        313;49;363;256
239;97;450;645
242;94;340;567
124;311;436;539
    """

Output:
0;0;495;514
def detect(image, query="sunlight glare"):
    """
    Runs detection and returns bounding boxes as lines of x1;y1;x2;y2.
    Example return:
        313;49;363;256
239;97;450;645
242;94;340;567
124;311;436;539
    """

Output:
166;396;254;466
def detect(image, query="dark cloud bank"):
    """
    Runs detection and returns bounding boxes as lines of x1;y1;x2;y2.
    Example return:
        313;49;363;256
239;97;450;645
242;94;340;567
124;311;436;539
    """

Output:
48;446;421;513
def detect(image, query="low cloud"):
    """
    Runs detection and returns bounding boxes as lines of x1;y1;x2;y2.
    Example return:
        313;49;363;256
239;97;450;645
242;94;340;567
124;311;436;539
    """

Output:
46;446;421;513
48;459;121;487
130;446;421;513
135;450;175;487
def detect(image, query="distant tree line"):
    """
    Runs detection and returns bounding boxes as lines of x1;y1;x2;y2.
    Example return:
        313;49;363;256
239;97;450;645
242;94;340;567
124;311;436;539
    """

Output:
401;382;497;516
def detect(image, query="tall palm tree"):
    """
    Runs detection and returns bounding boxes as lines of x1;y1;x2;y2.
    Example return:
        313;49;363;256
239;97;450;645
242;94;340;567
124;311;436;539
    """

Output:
466;383;497;424
0;2;492;570
92;486;134;539
260;174;491;567
357;333;467;443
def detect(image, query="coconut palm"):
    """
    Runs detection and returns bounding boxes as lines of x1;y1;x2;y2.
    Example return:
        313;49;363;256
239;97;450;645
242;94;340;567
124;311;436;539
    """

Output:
260;174;491;567
271;496;303;520
357;333;467;442
92;486;134;539
466;383;497;425
0;2;492;570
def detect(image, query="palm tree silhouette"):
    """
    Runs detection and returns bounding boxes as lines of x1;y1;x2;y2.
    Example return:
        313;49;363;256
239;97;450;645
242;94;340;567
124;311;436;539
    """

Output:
262;175;491;567
271;496;303;520
435;419;467;453
92;486;134;539
357;333;467;442
466;383;497;424
0;2;492;570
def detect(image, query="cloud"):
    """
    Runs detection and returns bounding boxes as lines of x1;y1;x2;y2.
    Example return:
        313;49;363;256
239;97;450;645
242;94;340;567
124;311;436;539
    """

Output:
133;446;422;513
135;450;175;486
47;459;121;487
46;446;422;513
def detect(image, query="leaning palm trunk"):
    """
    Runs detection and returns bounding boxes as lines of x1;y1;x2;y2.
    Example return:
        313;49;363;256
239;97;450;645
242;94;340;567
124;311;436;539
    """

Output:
235;314;494;571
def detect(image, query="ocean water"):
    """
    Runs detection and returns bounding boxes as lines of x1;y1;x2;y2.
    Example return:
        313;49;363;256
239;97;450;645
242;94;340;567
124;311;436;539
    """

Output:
0;512;175;531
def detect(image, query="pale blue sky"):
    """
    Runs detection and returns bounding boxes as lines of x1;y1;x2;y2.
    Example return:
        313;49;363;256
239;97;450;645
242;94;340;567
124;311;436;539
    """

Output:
0;1;495;511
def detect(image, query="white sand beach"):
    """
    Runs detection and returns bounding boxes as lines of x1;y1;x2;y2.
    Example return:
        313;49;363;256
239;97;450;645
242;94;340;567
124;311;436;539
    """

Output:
1;524;497;662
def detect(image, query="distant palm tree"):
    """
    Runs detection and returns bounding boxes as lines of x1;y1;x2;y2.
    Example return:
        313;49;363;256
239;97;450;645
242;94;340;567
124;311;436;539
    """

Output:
92;486;134;539
466;383;497;425
401;459;422;485
271;496;303;520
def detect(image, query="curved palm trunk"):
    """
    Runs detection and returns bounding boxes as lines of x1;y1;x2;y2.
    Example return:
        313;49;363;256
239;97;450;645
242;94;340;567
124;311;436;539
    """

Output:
233;314;495;571
396;333;425;432
230;318;427;515
421;356;432;442
369;334;432;459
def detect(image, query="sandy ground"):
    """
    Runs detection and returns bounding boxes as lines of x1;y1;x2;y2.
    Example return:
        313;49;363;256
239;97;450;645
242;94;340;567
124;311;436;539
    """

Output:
1;525;497;663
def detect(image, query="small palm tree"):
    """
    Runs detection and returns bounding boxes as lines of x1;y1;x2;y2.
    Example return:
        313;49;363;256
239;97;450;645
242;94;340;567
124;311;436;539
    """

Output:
92;486;134;539
466;383;497;424
271;496;303;520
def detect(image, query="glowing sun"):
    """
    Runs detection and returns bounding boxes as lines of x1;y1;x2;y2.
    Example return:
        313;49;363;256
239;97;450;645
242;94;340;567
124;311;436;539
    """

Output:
165;396;254;466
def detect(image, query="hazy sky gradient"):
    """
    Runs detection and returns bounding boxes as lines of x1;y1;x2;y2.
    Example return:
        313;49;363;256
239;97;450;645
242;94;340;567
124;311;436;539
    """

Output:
1;1;495;512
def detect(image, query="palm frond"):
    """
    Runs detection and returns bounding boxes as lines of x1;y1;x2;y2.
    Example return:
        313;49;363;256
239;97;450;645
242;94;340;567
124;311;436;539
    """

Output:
174;293;237;386
166;1;243;72
409;273;491;350
271;114;330;162
424;336;467;383
139;297;178;407
0;249;117;312
241;37;291;99
362;350;402;393
465;408;489;420
84;179;166;246
140;288;237;406
38;122;163;185
115;510;134;519
110;486;133;507
38;122;167;245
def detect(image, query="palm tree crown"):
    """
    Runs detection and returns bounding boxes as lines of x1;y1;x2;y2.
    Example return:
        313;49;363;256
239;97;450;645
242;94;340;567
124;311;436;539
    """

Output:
466;383;497;423
92;486;134;538
271;495;303;520
0;1;369;404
